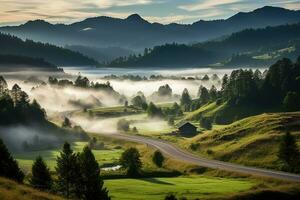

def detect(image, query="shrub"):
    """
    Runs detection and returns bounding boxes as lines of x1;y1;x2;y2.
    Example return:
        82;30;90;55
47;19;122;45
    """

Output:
152;150;165;167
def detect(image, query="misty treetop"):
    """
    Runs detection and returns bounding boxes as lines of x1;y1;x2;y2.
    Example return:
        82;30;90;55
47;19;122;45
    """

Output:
0;77;46;125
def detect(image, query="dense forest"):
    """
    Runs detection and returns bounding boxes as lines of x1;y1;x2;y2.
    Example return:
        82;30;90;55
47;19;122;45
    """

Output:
0;54;61;71
0;33;99;66
183;57;300;124
108;23;300;67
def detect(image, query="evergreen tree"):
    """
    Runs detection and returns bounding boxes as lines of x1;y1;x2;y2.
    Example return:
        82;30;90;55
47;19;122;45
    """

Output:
180;88;192;111
278;132;300;172
283;91;300;111
55;142;80;198
78;146;110;200
120;147;142;177
62;117;72;128
30;156;52;190
209;85;218;100
152;150;165;167
0;139;24;182
198;86;210;104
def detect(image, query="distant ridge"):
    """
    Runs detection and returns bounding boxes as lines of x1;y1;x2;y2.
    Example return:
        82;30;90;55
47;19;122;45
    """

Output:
1;6;300;50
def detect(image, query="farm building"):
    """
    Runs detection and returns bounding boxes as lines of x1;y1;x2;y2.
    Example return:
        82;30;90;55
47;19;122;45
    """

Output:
178;122;197;137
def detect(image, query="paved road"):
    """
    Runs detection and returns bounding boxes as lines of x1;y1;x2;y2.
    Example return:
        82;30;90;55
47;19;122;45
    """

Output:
109;133;300;182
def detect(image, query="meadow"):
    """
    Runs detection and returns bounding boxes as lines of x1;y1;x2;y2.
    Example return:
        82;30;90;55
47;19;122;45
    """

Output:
105;175;256;200
14;142;123;172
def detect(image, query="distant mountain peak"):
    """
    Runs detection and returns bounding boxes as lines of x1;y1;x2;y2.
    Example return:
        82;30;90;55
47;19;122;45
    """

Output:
23;19;52;27
126;14;147;23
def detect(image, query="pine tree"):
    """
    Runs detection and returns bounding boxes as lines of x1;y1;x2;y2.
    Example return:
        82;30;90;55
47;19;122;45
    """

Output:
278;132;300;172
62;117;72;128
55;142;80;198
77;146;110;200
30;156;52;190
0;139;24;182
180;88;191;111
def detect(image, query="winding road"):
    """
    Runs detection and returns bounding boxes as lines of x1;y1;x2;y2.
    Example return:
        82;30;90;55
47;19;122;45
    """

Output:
108;133;300;182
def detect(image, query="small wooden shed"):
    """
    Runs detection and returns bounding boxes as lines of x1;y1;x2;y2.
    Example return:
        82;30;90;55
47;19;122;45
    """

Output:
178;122;197;137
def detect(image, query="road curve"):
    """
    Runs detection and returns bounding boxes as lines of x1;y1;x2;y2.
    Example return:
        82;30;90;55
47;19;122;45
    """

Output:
108;133;300;182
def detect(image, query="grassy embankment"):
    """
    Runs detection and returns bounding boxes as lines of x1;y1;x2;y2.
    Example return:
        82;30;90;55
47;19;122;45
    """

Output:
0;177;64;200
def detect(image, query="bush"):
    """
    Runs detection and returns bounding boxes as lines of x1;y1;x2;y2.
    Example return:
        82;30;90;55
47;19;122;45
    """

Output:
117;119;130;132
152;150;165;167
200;117;213;130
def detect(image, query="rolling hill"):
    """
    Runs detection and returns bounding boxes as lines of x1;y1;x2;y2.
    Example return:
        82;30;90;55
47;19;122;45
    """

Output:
0;6;300;50
183;112;300;171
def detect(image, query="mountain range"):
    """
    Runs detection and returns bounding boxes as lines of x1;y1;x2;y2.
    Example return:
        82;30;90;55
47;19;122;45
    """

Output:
1;6;300;52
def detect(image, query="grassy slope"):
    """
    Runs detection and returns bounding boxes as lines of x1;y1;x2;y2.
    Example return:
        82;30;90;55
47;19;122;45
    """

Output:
0;178;64;200
182;112;300;170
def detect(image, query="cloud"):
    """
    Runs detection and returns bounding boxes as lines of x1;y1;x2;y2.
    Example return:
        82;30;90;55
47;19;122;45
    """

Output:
178;0;242;12
0;0;158;25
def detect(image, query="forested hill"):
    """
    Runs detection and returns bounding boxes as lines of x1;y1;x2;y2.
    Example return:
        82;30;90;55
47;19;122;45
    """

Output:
0;55;61;71
108;23;300;68
0;33;99;66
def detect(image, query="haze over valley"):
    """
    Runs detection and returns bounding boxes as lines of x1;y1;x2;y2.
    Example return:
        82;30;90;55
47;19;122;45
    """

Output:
1;2;300;200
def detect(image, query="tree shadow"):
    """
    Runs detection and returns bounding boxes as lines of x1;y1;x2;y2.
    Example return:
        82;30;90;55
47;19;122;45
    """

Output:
140;178;174;185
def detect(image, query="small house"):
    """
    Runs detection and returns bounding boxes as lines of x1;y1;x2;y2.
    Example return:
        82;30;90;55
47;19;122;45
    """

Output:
178;122;197;137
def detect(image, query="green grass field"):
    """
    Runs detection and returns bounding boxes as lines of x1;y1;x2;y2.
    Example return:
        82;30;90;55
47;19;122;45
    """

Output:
105;176;256;200
14;142;123;172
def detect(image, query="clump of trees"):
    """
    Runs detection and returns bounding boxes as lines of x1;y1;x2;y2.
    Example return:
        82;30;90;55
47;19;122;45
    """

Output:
0;139;110;199
48;75;116;93
158;84;172;97
147;102;164;118
278;132;300;173
0;76;46;125
120;147;142;177
131;93;148;110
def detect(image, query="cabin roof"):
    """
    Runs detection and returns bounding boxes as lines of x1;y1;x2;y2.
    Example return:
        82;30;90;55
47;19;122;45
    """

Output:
178;122;196;129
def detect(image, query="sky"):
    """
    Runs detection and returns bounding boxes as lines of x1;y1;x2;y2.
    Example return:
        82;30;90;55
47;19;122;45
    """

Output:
0;0;300;26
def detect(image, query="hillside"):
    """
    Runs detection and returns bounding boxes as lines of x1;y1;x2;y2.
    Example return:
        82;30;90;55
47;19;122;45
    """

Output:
0;54;61;71
0;33;98;66
0;177;64;200
108;23;300;67
183;112;300;170
1;6;300;50
65;45;134;63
